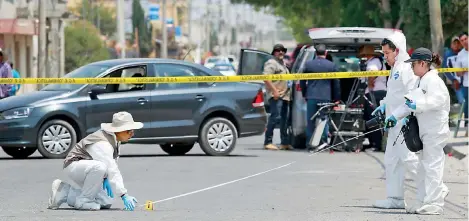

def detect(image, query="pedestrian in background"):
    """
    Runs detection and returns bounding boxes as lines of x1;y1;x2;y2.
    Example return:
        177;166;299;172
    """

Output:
300;44;341;150
442;36;463;104
8;61;20;96
358;45;388;152
263;44;293;151
0;51;12;99
455;32;468;126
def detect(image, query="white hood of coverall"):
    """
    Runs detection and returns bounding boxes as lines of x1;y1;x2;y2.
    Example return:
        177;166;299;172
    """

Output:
380;31;416;119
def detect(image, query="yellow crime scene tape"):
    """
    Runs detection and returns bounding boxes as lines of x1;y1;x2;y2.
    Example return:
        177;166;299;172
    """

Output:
0;68;466;84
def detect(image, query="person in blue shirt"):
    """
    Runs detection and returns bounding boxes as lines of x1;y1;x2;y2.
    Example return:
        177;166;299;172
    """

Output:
8;61;20;96
442;36;463;104
300;44;341;150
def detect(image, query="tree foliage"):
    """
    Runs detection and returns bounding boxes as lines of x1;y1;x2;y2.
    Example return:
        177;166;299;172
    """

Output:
72;0;117;37
231;0;468;48
65;20;110;73
132;0;153;57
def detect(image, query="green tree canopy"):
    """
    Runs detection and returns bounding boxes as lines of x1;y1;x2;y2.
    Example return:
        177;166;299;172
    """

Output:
72;0;117;37
132;0;152;57
232;0;467;48
65;20;110;73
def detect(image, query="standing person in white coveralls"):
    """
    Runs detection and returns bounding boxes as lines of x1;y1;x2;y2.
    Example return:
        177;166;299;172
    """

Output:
371;32;420;209
47;112;142;211
389;48;450;215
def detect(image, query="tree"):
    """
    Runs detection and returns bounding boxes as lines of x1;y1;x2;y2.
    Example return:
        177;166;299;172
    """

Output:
402;0;468;49
210;29;219;53
231;0;468;50
428;0;444;57
65;20;110;73
231;27;237;45
131;0;152;57
72;0;117;37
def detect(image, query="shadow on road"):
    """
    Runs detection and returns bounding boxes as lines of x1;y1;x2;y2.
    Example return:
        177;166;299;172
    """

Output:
0;156;44;160
54;208;123;211
340;205;376;209
119;153;258;158
362;210;408;215
0;154;259;160
364;151;468;218
449;141;469;147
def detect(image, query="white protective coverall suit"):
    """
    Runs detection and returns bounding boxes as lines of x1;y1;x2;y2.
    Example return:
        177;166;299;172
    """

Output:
48;130;128;210
372;32;420;209
393;69;450;215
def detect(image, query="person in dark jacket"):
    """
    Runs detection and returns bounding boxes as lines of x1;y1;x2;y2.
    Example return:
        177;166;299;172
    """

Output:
300;44;341;149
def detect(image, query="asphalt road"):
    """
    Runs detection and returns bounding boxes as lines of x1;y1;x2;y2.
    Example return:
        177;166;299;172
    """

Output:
0;132;467;221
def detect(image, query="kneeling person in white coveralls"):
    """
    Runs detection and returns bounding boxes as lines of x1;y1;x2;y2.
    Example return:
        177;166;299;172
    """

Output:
390;48;450;215
47;112;143;211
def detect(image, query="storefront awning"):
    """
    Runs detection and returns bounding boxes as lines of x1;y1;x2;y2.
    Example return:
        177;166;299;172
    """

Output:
0;19;37;35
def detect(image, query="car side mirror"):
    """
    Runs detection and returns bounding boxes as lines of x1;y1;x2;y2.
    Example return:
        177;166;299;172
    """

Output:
88;85;107;99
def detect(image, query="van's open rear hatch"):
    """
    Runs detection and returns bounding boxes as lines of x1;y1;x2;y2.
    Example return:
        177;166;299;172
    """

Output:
308;27;401;50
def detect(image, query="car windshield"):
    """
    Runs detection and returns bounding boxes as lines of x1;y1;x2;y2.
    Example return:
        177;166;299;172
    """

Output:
213;65;234;71
332;56;360;72
41;64;110;91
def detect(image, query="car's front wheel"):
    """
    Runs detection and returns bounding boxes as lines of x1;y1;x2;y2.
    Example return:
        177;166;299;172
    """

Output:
160;143;194;156
1;146;37;159
199;117;237;156
37;119;77;159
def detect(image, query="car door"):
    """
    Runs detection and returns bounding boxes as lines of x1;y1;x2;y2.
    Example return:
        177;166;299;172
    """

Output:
149;63;212;139
85;64;154;138
237;49;274;109
290;46;317;137
237;48;273;77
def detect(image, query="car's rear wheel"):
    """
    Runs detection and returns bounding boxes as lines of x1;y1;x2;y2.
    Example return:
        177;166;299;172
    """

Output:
160;143;194;156
37;119;77;159
199;117;237;156
1;146;37;159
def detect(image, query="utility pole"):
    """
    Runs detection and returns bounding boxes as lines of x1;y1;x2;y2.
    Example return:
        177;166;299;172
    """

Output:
38;0;47;86
188;0;192;41
429;0;444;58
206;0;211;53
161;0;168;58
117;0;126;58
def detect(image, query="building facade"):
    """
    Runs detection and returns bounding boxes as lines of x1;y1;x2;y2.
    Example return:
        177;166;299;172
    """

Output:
0;0;69;94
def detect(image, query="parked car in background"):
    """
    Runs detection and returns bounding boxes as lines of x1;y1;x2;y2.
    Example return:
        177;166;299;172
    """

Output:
212;62;237;76
204;56;230;69
0;58;267;159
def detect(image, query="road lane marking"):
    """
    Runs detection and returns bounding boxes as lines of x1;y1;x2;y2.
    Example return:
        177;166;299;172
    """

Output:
141;161;296;206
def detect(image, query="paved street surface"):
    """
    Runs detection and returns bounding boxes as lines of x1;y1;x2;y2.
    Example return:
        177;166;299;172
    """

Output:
0;130;467;221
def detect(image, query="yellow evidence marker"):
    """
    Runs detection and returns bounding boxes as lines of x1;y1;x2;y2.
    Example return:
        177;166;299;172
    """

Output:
144;201;154;211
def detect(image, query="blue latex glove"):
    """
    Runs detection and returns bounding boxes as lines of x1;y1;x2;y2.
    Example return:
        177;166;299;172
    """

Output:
372;104;386;116
405;100;417;110
402;117;409;125
122;194;138;211
103;178;114;198
384;115;397;131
